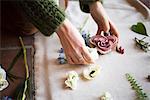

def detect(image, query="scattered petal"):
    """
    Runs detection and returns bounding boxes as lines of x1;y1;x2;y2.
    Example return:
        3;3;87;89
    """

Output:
83;65;100;80
116;46;124;54
65;71;79;90
100;92;113;100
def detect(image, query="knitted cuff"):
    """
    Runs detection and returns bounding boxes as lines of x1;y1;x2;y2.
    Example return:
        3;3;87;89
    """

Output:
19;0;65;36
79;0;102;13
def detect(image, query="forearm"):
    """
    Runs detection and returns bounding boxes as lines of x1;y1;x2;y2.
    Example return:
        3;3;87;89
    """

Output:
89;1;108;25
19;0;65;36
79;0;102;13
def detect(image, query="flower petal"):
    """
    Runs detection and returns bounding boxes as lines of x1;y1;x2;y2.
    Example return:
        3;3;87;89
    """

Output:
83;65;100;80
0;79;9;91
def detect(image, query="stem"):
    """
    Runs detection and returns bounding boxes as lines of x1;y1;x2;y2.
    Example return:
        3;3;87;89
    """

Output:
79;17;89;33
7;49;22;72
19;37;29;100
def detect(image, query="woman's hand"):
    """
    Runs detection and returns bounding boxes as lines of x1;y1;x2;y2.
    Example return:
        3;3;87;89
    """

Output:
56;19;94;64
89;1;119;37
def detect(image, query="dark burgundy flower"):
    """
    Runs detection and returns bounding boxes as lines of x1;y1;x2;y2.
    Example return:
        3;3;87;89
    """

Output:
89;35;118;54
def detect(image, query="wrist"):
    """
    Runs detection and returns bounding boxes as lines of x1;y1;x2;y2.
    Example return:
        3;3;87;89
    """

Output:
56;18;69;37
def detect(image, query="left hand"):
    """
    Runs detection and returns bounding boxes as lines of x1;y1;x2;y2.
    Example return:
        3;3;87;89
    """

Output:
89;1;119;38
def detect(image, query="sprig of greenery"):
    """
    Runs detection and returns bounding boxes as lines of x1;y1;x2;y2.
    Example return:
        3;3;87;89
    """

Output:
125;73;148;100
135;37;150;52
6;49;23;81
19;37;29;100
79;17;89;33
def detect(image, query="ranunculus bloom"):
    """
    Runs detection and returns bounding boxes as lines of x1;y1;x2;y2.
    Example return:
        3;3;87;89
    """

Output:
65;71;79;90
83;65;100;80
90;34;118;54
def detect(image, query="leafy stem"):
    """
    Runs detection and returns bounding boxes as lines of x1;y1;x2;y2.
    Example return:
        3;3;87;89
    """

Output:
135;37;150;52
125;73;148;100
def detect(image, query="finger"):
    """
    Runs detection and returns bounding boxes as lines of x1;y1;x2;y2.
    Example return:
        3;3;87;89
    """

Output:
78;57;86;64
66;56;74;64
72;49;86;64
109;20;119;38
81;47;94;63
101;18;110;33
72;53;81;64
96;26;103;35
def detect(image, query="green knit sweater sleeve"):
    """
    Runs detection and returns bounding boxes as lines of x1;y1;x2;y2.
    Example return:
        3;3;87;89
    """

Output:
79;0;102;13
19;0;65;36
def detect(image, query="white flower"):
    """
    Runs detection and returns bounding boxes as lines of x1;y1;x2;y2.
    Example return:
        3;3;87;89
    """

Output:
83;65;100;80
0;79;9;91
65;71;79;90
100;92;113;100
87;47;99;61
0;66;9;91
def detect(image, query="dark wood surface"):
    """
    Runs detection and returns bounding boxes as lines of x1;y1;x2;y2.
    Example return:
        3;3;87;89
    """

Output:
0;2;35;99
140;0;150;8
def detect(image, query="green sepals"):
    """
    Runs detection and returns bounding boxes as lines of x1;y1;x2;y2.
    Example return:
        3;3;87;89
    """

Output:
125;73;148;100
131;22;148;36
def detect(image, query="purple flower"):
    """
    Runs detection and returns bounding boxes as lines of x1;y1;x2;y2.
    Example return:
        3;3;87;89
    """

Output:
57;48;67;64
2;96;12;100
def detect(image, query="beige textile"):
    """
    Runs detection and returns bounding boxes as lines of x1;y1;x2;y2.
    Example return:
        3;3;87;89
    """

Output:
34;0;150;100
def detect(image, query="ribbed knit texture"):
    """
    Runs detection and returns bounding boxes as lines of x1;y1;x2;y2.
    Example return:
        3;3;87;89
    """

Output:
79;0;102;13
19;0;65;36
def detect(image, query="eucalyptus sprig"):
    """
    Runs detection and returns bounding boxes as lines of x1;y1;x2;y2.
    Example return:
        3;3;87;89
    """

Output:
125;73;148;100
135;37;150;52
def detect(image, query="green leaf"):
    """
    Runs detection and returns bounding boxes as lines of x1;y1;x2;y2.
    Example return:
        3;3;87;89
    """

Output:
131;22;148;36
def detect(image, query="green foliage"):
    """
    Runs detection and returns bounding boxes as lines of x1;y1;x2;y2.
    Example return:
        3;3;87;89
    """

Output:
135;37;150;52
125;73;148;100
131;22;148;36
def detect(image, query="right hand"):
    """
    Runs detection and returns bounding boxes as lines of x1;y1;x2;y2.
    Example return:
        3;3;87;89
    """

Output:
89;1;119;38
56;19;94;64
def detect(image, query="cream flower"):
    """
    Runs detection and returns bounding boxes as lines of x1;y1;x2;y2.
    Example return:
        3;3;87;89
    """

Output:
0;79;9;91
87;47;99;61
0;66;9;91
100;92;113;100
65;71;79;90
83;65;100;80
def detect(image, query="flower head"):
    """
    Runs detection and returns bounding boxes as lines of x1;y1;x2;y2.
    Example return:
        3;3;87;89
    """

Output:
83;65;100;80
89;31;118;54
0;65;9;91
65;71;79;90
